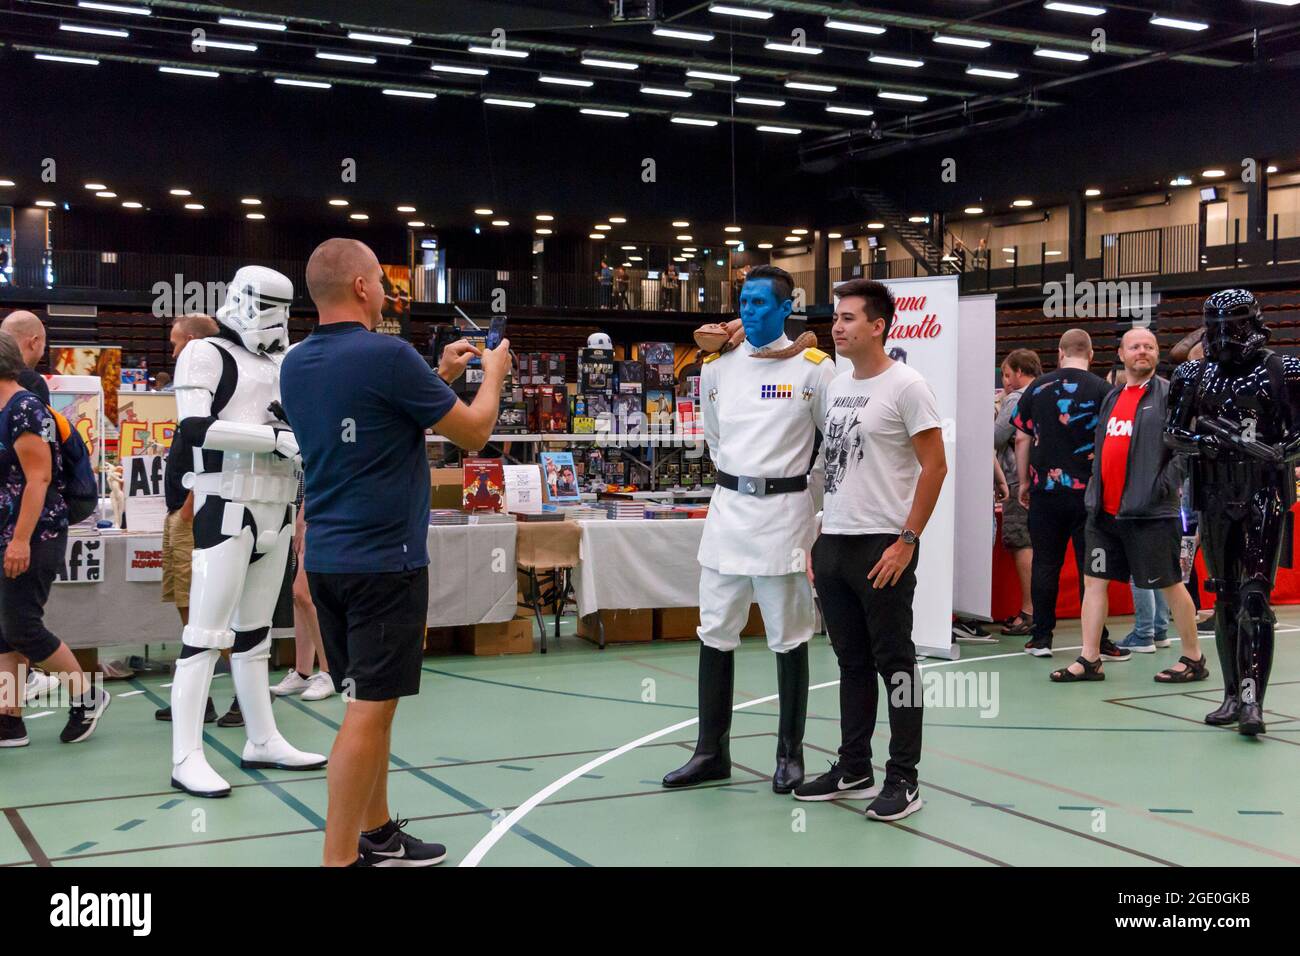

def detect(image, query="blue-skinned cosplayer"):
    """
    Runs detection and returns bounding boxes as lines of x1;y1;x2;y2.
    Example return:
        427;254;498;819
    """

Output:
663;266;835;793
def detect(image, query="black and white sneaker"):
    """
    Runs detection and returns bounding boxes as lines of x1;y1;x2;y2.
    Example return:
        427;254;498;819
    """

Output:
1099;638;1132;662
60;689;110;744
0;714;29;748
952;619;996;644
1024;638;1053;657
793;761;879;801
357;818;446;867
866;780;923;822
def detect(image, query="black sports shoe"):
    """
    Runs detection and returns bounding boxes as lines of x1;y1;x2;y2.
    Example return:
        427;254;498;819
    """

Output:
60;689;111;744
952;619;996;644
1099;637;1132;662
0;714;29;748
357;818;446;867
793;761;878;801
216;699;243;728
1023;637;1052;657
1197;617;1216;634
155;697;217;723
866;779;923;822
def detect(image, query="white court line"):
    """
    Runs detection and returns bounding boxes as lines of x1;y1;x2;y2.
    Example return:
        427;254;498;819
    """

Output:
25;711;55;720
117;690;145;698
458;647;1042;867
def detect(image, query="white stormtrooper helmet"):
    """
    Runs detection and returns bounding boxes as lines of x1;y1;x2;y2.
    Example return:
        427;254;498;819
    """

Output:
587;332;613;350
217;265;293;354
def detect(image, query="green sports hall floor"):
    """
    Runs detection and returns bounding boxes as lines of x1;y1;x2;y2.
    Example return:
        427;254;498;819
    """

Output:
3;609;1298;868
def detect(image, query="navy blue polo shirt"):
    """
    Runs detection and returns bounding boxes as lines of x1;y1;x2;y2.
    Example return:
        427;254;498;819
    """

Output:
281;322;458;574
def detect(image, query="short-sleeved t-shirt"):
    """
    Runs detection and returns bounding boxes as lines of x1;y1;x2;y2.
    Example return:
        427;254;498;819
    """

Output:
1100;383;1144;515
1010;367;1109;495
280;322;459;574
819;361;942;535
0;391;66;545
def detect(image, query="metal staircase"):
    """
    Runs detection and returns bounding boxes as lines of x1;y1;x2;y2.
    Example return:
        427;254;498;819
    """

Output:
850;187;958;276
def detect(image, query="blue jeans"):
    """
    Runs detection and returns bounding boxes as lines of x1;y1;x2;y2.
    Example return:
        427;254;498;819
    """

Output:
1129;580;1170;640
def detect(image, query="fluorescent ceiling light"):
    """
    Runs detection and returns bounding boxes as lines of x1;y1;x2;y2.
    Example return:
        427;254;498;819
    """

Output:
483;97;535;107
870;54;924;68
725;239;741;245
1002;247;1016;253
791;228;808;235
431;63;488;76
757;125;801;135
654;26;714;42
676;234;693;241
826;19;886;35
317;51;377;64
964;206;984;214
785;81;836;92
686;70;740;82
609;217;627;223
1170;176;1193;186
350;32;412;45
879;91;927;102
35;200;56;207
184;203;204;210
60;22;129;37
241;198;261;205
1044;2;1107;14
246;212;265;220
474;208;493;215
934;36;991;49
84;182;107;190
78;1;151;13
708;4;773;18
1034;47;1090;61
827;105;874;116
909;216;928;223
594;224;611;230
642;86;692;97
757;242;773;249
580;108;629;117
967;66;1019;79
1202;168;1226;178
1046;250;1062;256
1012;199;1034;207
867;222;885;229
95;191;117;198
397;205;416;212
683;247;697;252
671;117;716;126
535;228;552;234
725;226;741;233
329;199;349;206
765;41;823;55
383;88;437;99
35;54;99;65
1085;188;1102;196
783;236;800;242
218;17;285;31
275;78;331;88
736;96;785;106
492;220;509;226
350;213;369;220
581;57;637;70
198;39;257;52
1267;165;1279;173
674;221;691;227
0;180;13;187
540;75;594;87
468;45;527;57
1149;14;1209;31
160;66;220;77
122;201;143;208
589;233;605;239
170;189;191;196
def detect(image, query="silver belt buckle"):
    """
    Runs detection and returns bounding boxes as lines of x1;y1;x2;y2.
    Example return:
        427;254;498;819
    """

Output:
736;475;766;496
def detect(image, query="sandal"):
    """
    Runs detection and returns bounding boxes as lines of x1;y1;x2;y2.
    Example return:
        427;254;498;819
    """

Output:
1154;655;1210;683
1050;656;1105;682
1001;612;1034;636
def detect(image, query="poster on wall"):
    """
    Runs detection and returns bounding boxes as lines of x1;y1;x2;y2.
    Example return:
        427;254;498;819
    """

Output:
125;536;164;582
118;392;177;457
378;264;411;338
53;345;121;426
55;535;104;584
834;275;961;659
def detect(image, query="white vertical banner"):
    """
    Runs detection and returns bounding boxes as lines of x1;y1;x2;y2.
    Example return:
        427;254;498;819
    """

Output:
954;294;997;620
835;275;960;659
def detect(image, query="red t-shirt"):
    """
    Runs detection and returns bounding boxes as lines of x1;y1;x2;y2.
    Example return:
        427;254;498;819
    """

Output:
1100;384;1144;515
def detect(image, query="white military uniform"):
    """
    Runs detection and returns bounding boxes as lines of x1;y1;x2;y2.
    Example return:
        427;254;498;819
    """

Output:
697;334;837;652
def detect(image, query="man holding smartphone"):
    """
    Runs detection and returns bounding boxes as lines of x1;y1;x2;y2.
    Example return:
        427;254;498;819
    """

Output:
282;238;510;867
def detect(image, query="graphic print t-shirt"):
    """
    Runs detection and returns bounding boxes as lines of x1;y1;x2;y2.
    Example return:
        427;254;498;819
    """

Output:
0;391;66;545
818;362;942;535
1010;367;1109;495
1100;383;1144;515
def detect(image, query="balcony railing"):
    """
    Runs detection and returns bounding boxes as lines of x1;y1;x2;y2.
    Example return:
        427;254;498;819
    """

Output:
418;268;729;313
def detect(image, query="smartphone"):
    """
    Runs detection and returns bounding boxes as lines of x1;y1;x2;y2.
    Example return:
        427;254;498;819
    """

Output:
487;315;507;351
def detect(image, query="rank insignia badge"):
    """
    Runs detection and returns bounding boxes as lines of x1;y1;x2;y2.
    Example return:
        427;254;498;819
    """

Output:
801;385;815;401
708;387;718;403
760;384;793;400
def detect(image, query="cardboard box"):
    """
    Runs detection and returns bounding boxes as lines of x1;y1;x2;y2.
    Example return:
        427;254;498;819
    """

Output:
457;617;535;656
654;606;700;641
430;467;464;510
577;608;653;644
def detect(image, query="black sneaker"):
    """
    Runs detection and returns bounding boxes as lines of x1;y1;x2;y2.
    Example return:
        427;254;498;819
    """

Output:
216;699;243;728
60;689;111;744
793;761;878;801
1099;637;1132;662
866;779;923;822
155;697;218;723
0;714;29;748
1197;617;1216;634
1024;637;1053;657
357;818;446;867
952;619;996;644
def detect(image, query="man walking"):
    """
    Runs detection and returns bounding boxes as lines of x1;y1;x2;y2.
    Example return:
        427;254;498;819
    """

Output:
993;349;1040;637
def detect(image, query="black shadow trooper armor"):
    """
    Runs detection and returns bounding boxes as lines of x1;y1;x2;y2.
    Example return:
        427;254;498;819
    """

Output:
1165;289;1300;736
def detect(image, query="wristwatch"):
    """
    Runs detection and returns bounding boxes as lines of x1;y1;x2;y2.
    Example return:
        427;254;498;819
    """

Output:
900;529;919;546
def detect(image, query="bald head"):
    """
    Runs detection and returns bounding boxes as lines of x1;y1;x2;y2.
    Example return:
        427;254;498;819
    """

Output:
1121;326;1157;349
1;310;46;368
1058;328;1093;360
306;237;381;305
1119;325;1159;383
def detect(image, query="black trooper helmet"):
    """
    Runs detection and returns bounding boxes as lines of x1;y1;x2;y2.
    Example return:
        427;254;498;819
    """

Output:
1202;288;1268;363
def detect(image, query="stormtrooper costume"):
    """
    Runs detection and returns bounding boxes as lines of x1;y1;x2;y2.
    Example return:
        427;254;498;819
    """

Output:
664;307;836;794
169;266;327;797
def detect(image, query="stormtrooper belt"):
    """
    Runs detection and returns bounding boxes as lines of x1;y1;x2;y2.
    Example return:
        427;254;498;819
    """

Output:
716;471;807;496
184;470;297;505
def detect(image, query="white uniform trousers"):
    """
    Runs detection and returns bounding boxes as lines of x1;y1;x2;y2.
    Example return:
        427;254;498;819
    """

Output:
697;566;814;653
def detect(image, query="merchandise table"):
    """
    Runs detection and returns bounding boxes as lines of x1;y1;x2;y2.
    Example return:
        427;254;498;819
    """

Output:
572;518;706;620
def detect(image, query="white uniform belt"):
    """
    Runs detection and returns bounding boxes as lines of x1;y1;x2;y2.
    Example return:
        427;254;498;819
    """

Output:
187;471;297;505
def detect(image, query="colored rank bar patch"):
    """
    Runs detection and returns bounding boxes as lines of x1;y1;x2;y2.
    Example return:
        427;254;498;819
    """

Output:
760;384;794;399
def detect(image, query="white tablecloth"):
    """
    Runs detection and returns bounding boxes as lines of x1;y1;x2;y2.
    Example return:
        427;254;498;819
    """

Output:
52;524;518;649
572;519;705;617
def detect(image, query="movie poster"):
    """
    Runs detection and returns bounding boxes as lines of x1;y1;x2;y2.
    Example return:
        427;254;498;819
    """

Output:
378;264;411;338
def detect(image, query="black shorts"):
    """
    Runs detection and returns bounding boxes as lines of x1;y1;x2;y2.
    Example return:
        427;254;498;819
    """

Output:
0;532;66;661
307;566;428;702
1084;513;1182;589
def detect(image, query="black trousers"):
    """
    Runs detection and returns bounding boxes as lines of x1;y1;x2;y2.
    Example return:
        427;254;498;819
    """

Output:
1028;491;1089;642
812;533;922;786
0;531;67;661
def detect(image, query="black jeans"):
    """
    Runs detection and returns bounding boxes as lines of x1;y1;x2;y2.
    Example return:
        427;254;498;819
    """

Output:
1027;491;1089;642
812;533;922;786
0;531;67;661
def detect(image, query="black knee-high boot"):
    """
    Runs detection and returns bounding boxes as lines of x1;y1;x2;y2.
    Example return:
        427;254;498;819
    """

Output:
662;645;734;788
772;643;809;794
1236;585;1275;736
1204;600;1241;726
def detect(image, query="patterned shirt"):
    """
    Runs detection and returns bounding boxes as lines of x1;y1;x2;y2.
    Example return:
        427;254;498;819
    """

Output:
1010;367;1110;495
0;391;67;544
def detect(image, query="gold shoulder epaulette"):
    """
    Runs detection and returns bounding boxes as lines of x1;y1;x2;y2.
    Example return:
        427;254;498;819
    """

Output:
803;347;830;364
703;351;723;364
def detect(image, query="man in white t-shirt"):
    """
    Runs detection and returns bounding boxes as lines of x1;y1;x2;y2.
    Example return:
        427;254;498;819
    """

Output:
796;279;948;823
